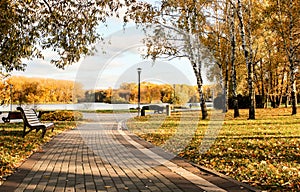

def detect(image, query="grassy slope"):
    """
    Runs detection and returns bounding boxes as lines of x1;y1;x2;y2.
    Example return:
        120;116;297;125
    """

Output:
0;121;76;182
126;107;300;191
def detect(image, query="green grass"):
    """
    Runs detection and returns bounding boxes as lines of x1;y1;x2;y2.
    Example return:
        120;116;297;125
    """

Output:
126;107;300;191
0;121;77;182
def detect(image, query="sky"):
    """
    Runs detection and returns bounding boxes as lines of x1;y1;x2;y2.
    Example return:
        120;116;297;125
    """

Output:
12;3;211;90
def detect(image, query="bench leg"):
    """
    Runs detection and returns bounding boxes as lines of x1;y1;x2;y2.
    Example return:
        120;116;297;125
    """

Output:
22;125;27;138
41;128;46;138
2;117;10;123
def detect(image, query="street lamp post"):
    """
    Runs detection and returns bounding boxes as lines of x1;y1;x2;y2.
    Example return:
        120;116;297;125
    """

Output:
10;84;13;111
173;84;176;99
137;68;142;117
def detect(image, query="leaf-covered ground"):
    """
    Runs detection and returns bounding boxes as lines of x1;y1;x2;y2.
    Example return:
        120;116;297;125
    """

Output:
0;121;76;183
126;107;300;191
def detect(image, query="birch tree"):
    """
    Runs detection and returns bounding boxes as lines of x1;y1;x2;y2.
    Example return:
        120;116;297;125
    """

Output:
127;0;211;119
236;0;256;119
209;1;230;113
264;0;299;115
204;0;239;117
145;25;210;119
228;2;240;117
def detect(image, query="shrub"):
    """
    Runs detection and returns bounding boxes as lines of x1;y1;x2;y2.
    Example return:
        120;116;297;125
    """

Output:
213;94;225;109
41;110;83;121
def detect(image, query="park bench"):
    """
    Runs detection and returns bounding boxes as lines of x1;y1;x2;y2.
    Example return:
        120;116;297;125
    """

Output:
141;105;165;116
149;105;164;114
2;111;23;123
17;107;54;138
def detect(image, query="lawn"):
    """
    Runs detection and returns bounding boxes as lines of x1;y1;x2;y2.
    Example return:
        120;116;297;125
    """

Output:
126;107;300;191
0;121;76;183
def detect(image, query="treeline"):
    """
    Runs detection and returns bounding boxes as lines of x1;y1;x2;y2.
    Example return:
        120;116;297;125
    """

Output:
83;82;213;104
2;76;298;108
199;0;300;115
0;76;84;105
0;76;214;106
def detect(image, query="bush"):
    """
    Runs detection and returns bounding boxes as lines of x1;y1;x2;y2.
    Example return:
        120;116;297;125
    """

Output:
41;110;83;121
214;94;255;109
228;95;266;109
213;94;225;109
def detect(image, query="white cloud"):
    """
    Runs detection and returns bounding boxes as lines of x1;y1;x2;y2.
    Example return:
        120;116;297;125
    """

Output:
12;19;209;90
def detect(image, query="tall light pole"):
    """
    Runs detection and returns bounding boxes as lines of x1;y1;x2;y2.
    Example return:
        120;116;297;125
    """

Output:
173;84;176;99
137;68;142;117
10;84;13;111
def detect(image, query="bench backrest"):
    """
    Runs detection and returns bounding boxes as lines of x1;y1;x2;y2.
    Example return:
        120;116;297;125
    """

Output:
17;107;41;126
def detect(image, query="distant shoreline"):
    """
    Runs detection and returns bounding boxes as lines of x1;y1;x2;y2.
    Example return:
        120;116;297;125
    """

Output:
0;102;212;112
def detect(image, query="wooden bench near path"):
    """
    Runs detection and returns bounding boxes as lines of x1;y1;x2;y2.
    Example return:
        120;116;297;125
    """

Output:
17;107;54;138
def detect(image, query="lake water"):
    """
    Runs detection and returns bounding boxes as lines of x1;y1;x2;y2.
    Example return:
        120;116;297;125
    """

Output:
0;102;211;112
0;103;139;111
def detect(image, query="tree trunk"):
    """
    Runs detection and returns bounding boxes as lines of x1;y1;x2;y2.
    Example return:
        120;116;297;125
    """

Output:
288;0;297;115
290;67;297;115
229;3;239;118
185;31;208;120
216;61;226;113
279;71;286;107
196;64;208;120
237;0;255;119
259;59;266;108
224;57;229;113
276;0;298;115
187;44;208;119
265;93;269;108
